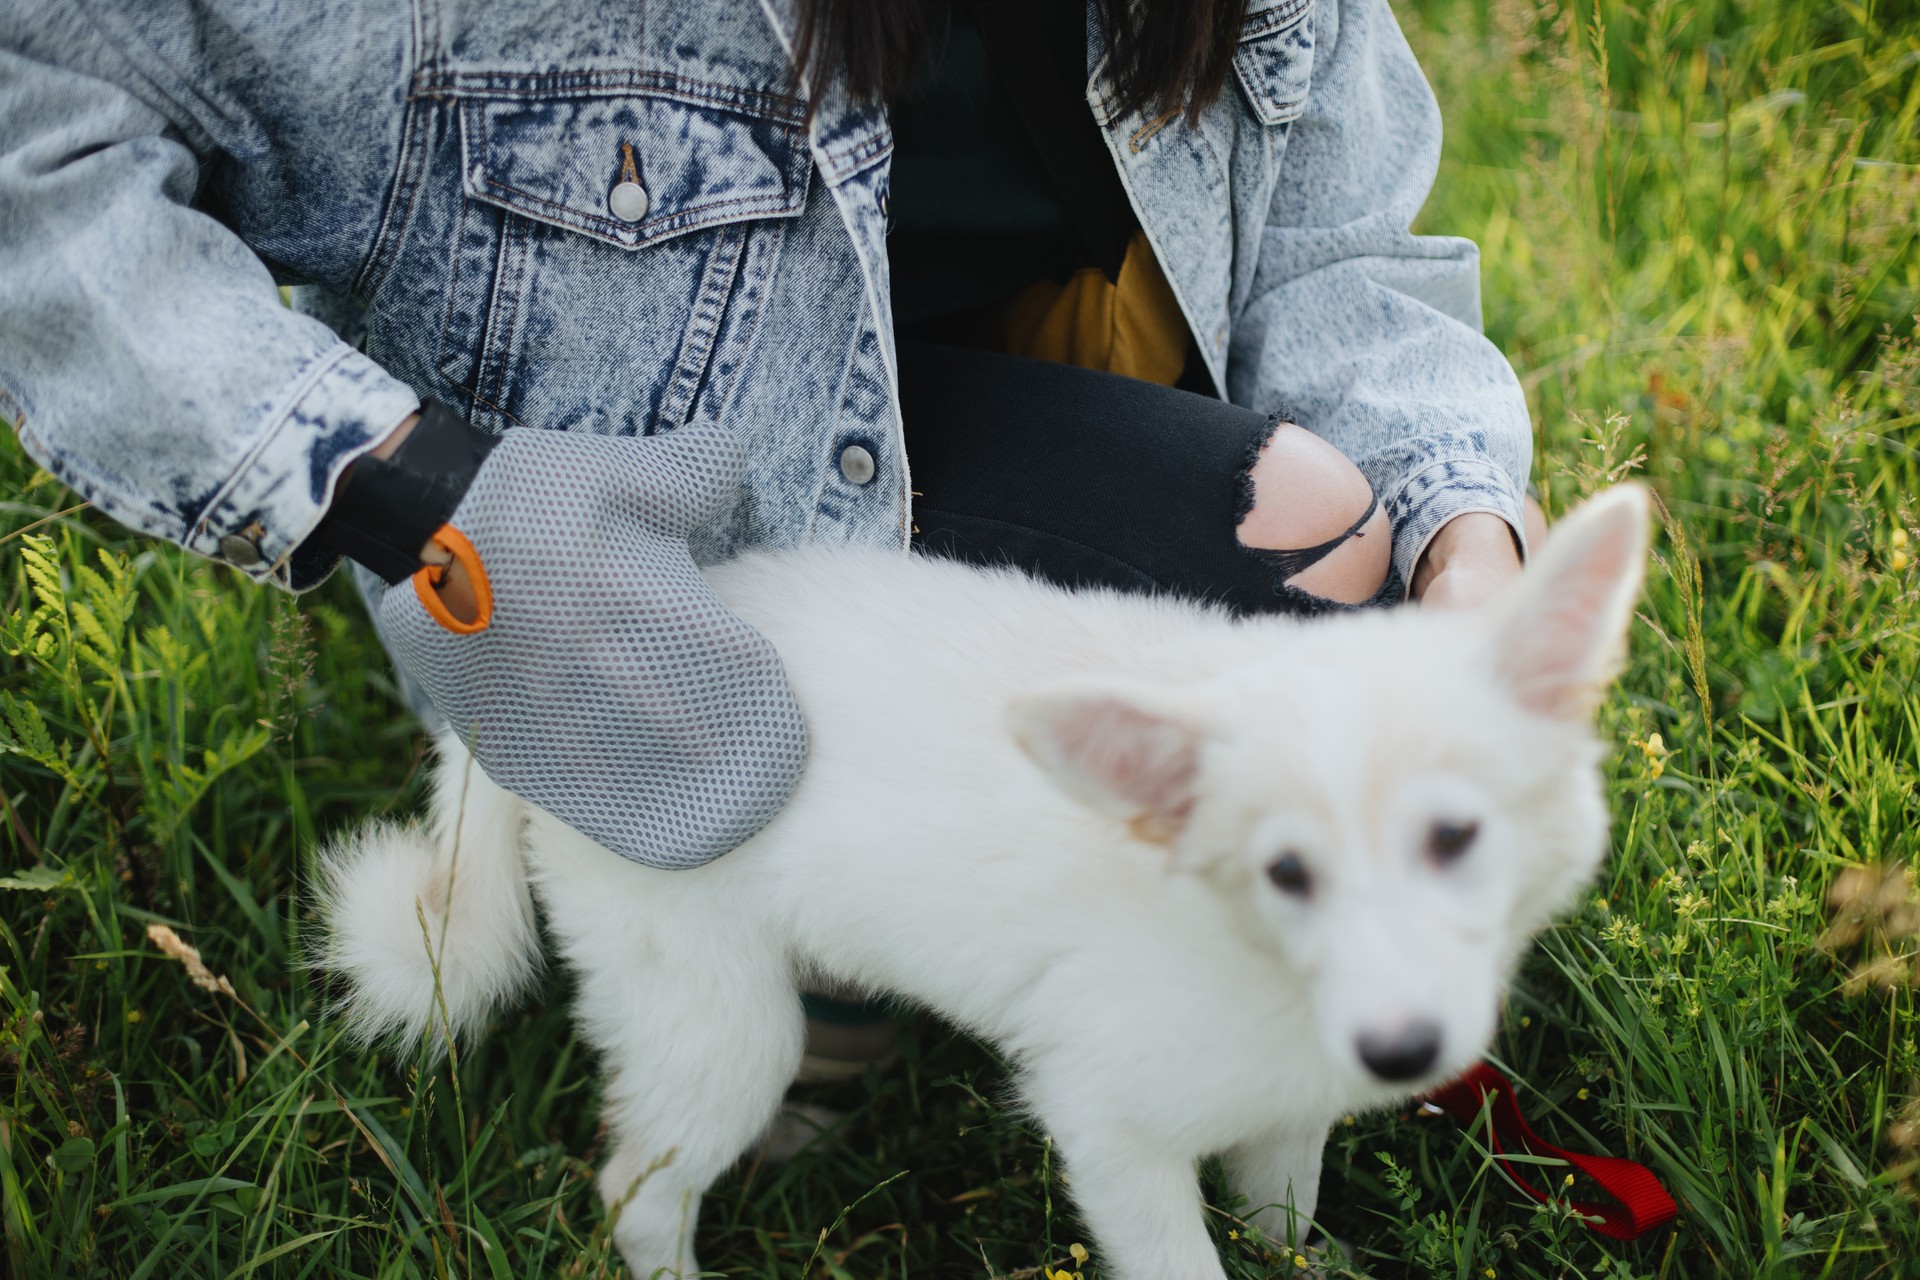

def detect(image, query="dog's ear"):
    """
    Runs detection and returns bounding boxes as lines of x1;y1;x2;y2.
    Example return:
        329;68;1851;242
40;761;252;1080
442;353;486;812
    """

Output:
1491;483;1650;721
1008;678;1208;844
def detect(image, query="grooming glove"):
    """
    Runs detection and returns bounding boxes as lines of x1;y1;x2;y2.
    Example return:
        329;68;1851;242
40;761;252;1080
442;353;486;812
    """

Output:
367;421;808;869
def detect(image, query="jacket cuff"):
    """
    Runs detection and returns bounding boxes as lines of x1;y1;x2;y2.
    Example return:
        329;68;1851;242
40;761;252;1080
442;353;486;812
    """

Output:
1382;453;1528;599
180;346;421;591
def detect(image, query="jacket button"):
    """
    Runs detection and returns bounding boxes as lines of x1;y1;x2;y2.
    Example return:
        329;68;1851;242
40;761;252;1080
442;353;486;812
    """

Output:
218;534;263;567
837;444;876;485
608;181;650;223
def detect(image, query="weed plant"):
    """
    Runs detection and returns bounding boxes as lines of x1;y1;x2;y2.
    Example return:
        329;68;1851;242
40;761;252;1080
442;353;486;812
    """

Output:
4;0;1919;1276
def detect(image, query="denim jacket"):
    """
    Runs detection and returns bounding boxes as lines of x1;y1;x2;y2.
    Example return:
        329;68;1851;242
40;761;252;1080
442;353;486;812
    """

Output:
0;0;1529;592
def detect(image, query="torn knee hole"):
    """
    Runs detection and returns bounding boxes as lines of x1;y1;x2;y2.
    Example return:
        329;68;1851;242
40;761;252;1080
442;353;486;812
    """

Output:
1240;492;1391;606
1281;502;1392;604
1234;420;1394;606
1236;422;1378;551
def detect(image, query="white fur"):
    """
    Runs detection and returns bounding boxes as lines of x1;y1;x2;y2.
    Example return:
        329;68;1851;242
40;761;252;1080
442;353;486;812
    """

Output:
314;744;539;1049
319;485;1649;1280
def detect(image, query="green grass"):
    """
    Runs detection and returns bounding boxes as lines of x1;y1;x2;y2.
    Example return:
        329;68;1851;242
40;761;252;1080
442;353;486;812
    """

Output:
5;0;1920;1275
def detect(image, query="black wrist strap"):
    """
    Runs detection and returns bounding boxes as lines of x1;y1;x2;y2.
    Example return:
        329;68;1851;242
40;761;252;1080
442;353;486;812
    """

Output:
308;400;499;585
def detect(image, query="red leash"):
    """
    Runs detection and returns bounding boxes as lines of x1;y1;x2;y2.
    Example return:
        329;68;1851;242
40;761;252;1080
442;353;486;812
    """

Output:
1423;1062;1678;1241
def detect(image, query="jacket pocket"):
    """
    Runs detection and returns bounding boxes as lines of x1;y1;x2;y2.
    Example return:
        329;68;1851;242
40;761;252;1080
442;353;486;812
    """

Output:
458;88;811;249
436;83;811;434
1233;0;1316;126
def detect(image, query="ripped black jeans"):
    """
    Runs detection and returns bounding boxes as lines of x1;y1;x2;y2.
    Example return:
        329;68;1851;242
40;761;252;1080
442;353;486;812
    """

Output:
897;342;1401;614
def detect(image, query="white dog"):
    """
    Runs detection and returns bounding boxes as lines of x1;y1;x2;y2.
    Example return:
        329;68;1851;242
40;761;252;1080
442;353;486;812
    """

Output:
319;484;1648;1280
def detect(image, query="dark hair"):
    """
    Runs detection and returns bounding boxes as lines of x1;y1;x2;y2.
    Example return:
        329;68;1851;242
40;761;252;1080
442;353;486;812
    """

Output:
792;0;1250;120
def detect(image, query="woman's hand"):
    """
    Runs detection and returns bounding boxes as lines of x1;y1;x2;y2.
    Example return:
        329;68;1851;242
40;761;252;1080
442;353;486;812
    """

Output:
1413;512;1524;609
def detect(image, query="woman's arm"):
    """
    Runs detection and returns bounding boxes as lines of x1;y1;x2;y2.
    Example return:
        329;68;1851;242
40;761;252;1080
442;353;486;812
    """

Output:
1226;0;1528;606
0;21;419;590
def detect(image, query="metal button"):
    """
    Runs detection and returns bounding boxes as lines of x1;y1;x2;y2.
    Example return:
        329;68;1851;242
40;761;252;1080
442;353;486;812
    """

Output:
837;444;876;485
608;181;650;223
218;534;263;567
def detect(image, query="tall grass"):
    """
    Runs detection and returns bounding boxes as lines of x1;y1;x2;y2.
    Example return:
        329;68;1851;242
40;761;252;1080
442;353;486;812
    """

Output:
4;0;1918;1275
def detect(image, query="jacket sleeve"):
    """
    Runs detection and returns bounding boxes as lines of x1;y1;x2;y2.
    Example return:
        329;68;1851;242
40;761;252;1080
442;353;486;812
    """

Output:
1225;0;1531;591
0;33;419;590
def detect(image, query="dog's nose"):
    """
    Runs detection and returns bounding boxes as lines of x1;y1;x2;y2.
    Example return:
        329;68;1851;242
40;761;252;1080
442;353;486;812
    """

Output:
1356;1021;1442;1081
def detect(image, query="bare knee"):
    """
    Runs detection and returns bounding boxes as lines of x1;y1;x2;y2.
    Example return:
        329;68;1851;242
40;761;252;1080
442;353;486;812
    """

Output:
1237;423;1391;605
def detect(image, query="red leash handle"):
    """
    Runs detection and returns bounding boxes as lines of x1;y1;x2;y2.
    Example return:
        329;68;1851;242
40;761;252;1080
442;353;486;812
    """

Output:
1423;1062;1677;1241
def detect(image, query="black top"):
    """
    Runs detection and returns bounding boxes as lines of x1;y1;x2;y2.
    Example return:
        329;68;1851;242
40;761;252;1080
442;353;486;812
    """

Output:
886;0;1136;330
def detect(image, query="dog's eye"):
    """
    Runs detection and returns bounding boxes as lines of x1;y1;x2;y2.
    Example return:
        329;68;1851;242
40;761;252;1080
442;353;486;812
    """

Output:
1429;819;1480;864
1266;852;1313;898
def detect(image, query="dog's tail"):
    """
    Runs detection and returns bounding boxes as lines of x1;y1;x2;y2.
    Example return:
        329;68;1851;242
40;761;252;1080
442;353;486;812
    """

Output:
315;734;540;1051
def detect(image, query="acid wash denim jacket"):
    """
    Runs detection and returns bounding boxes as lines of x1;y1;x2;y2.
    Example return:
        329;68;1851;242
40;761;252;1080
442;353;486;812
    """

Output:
0;0;1530;593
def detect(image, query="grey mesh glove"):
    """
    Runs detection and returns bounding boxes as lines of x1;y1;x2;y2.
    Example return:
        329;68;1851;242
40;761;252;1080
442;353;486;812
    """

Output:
376;423;808;869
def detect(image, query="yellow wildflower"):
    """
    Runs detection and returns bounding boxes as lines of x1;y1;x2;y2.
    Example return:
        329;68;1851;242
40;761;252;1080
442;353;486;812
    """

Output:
1227;1229;1239;1240
1577;1087;1590;1100
126;1008;144;1024
1069;1244;1088;1265
1293;1255;1309;1270
1640;732;1670;779
1564;1173;1576;1188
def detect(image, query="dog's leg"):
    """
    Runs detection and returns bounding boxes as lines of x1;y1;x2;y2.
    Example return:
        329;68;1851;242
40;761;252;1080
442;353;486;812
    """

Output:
1044;1125;1227;1280
530;842;803;1279
1222;1123;1328;1249
585;946;804;1278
